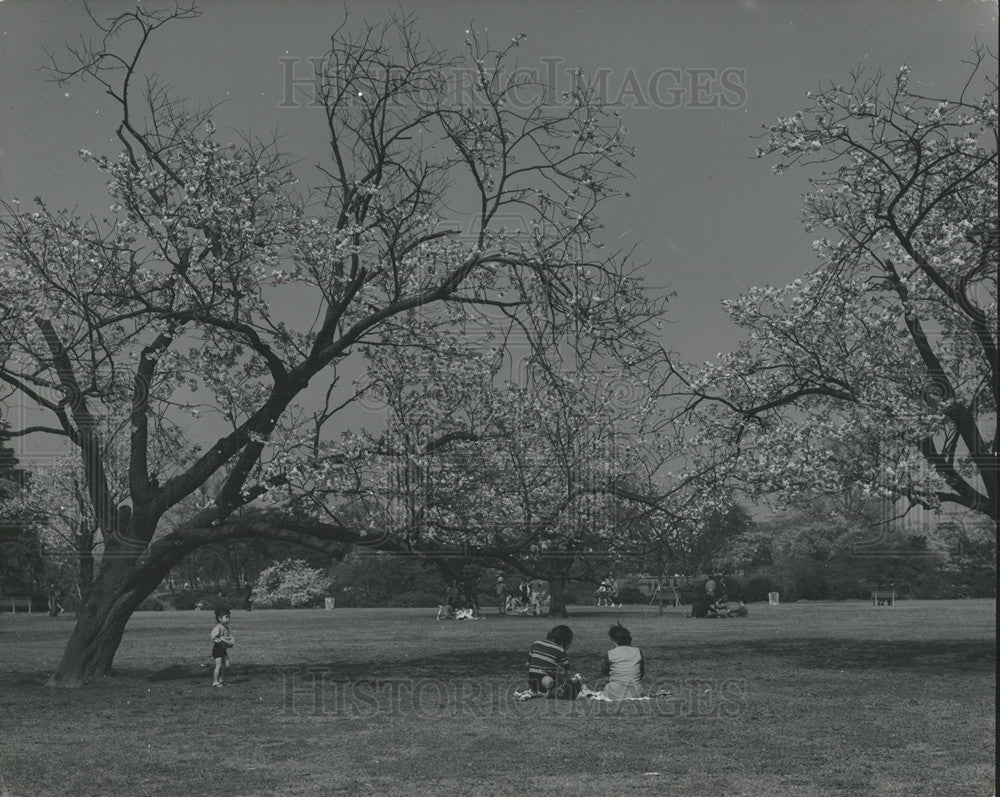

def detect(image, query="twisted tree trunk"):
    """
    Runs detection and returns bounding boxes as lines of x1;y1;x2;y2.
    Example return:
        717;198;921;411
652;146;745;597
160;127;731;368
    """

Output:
549;577;570;617
51;523;190;686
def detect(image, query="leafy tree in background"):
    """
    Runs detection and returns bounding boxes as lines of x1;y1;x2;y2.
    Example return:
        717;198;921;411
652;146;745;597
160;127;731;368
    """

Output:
0;423;42;600
328;552;446;608
0;453;105;614
0;6;671;684
682;51;997;524
720;495;992;601
250;559;330;609
283;311;710;616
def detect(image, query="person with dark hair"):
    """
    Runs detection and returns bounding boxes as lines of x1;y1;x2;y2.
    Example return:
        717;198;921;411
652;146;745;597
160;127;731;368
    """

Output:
596;622;644;699
526;625;581;698
527;578;549;616
707;573;731;618
210;607;234;687
518;578;530;606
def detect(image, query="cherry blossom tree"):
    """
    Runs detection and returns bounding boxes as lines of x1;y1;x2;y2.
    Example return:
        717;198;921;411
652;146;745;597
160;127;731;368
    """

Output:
681;50;997;524
0;6;671;683
0;424;42;600
0;453;103;612
269;313;692;616
250;559;330;609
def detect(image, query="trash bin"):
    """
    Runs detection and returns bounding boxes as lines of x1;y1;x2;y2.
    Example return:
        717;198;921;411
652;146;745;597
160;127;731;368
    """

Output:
768;592;779;605
324;597;336;610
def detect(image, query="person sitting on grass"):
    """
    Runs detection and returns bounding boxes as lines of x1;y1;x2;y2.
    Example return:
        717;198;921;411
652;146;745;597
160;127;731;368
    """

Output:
210;607;235;687
527;625;582;699
596;622;644;699
707;596;729;618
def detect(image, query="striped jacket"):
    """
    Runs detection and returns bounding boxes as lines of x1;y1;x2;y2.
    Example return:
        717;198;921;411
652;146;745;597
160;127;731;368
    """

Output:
527;639;569;677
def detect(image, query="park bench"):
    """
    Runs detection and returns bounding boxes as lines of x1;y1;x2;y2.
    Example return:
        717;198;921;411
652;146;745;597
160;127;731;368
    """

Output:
3;596;33;613
871;588;896;606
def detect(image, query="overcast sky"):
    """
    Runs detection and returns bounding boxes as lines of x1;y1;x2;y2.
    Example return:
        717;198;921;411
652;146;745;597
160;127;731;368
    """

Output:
1;0;996;446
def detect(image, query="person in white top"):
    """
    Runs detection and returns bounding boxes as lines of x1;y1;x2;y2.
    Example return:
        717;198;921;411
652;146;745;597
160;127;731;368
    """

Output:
210;608;235;687
597;622;644;699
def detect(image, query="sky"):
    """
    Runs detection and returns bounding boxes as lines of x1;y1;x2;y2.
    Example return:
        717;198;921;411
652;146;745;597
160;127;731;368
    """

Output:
0;0;996;450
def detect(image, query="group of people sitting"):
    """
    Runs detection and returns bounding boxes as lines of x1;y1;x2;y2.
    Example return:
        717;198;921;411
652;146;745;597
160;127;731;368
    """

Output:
436;579;481;620
438;575;557;619
691;573;748;619
525;622;645;701
499;576;550;616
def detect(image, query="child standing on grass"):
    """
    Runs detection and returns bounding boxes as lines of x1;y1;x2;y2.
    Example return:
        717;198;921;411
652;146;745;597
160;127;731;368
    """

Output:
597;622;644;699
211;607;234;687
527;625;582;698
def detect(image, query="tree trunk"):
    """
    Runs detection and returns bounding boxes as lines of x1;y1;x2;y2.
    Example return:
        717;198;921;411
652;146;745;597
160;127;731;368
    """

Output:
47;588;61;617
50;532;186;687
50;564;145;686
549;577;570;617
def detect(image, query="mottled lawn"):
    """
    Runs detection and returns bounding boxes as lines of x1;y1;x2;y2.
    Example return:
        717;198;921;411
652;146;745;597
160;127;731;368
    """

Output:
0;599;994;796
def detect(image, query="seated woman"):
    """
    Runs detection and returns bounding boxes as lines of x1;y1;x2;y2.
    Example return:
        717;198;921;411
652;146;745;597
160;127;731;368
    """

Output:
596;622;645;699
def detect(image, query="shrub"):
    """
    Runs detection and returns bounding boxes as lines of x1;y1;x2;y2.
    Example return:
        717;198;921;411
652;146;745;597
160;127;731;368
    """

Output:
677;582;704;606
169;590;223;610
137;596;164;611
383;590;443;608
171;592;201;610
327;553;446;608
251;559;330;608
743;574;775;603
614;586;647;605
971;569;996;598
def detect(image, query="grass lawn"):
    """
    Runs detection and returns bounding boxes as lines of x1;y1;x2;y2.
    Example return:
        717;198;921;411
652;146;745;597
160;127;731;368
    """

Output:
0;599;994;796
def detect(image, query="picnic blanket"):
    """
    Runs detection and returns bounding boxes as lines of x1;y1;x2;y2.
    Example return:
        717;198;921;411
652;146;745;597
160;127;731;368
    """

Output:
514;684;670;702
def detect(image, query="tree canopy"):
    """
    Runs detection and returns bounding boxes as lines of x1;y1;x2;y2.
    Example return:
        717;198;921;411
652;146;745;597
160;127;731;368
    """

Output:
0;5;675;683
679;50;997;523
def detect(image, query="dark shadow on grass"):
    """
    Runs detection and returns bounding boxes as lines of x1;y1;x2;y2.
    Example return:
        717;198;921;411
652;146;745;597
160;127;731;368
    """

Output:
251;638;995;682
238;650;538;682
148;663;205;681
18;636;985;686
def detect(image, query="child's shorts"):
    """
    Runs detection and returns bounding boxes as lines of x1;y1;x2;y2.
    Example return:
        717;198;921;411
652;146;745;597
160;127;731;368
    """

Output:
212;642;228;659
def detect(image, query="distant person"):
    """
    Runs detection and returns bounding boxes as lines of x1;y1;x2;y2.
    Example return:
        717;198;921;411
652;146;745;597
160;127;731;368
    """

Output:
707;595;729;618
518;578;530;606
494;576;508;615
528;579;549;616
596;576;611;606
527;625;582;699
608;575;621;607
210;607;235;687
597;622;644;699
692;578;715;618
464;579;480;616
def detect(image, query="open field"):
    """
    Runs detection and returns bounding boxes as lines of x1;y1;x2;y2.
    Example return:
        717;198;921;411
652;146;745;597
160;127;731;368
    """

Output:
0;599;994;796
